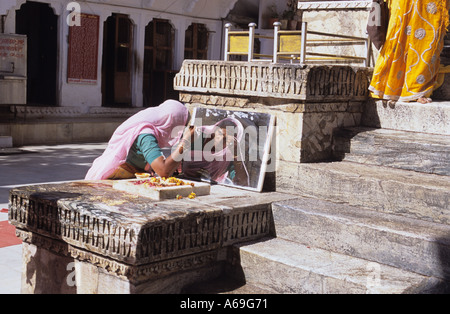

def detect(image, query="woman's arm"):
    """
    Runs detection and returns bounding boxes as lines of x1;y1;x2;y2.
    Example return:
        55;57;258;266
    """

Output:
150;126;195;178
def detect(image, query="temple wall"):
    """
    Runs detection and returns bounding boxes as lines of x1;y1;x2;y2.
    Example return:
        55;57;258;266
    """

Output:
0;0;236;109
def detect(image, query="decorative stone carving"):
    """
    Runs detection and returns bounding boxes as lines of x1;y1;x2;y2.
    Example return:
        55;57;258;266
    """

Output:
9;181;277;269
297;1;372;11
174;60;370;103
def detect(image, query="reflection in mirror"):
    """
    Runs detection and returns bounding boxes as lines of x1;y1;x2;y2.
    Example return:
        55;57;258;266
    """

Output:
180;107;275;192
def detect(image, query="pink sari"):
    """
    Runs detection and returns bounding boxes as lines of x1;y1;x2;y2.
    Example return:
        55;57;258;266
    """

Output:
85;100;188;180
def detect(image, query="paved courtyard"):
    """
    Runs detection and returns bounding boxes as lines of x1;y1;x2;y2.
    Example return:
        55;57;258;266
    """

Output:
0;143;107;294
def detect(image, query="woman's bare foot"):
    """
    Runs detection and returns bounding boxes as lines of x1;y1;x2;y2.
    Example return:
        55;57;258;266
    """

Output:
417;97;432;104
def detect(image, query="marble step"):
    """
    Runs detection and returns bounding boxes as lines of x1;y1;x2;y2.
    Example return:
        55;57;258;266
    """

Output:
276;160;450;225
361;100;450;135
332;127;450;175
272;197;450;280
181;274;276;294
233;238;442;294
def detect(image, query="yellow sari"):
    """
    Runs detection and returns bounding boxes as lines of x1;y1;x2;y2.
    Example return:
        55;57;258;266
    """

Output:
369;0;449;102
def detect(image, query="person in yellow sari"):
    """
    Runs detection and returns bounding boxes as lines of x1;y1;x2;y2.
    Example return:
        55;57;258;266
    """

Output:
369;0;449;103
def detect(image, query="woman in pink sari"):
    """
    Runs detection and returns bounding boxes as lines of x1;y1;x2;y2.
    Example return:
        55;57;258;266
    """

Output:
85;100;193;180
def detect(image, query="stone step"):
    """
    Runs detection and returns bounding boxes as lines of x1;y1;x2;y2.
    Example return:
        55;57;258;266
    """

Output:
332;127;450;176
362;100;450;135
0;136;12;148
181;274;277;294
276;160;450;225
233;238;441;294
272;197;450;280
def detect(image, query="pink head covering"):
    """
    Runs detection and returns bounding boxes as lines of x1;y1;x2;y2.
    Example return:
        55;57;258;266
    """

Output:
85;100;188;180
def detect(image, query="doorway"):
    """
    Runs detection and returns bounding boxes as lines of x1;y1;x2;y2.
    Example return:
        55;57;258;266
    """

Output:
143;19;177;107
16;1;58;106
102;14;133;107
184;23;209;60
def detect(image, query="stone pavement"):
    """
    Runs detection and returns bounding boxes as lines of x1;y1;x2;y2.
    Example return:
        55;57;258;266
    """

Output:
0;143;107;294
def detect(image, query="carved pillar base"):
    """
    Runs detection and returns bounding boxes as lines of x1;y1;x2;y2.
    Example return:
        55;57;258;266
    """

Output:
20;237;75;294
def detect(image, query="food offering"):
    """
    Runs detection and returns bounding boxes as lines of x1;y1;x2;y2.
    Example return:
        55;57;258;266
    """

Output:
135;172;151;179
112;176;210;200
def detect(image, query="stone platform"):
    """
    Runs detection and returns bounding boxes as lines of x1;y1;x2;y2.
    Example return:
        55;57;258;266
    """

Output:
8;180;292;294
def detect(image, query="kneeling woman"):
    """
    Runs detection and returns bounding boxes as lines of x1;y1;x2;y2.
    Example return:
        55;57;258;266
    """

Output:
85;100;194;180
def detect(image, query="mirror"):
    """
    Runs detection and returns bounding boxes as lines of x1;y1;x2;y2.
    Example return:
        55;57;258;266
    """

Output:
180;107;276;192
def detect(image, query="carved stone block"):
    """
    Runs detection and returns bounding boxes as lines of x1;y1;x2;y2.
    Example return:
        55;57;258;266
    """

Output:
9;182;291;293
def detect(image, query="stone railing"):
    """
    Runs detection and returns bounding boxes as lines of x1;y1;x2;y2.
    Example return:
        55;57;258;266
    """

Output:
174;60;370;103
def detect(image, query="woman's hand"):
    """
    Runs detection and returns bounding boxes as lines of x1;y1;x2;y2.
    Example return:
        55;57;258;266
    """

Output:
150;126;196;178
182;125;196;142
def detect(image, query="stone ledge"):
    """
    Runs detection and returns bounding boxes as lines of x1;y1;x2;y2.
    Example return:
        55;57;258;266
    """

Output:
9;182;291;267
175;61;370;103
362;99;450;135
1;118;126;146
17;230;226;294
181;94;363;114
6;106;142;119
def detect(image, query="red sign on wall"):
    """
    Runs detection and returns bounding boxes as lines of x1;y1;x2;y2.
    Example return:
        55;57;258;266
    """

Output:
67;14;99;84
0;34;26;76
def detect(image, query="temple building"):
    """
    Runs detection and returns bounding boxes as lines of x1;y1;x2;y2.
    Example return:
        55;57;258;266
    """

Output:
3;0;450;294
0;0;314;110
0;0;243;110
